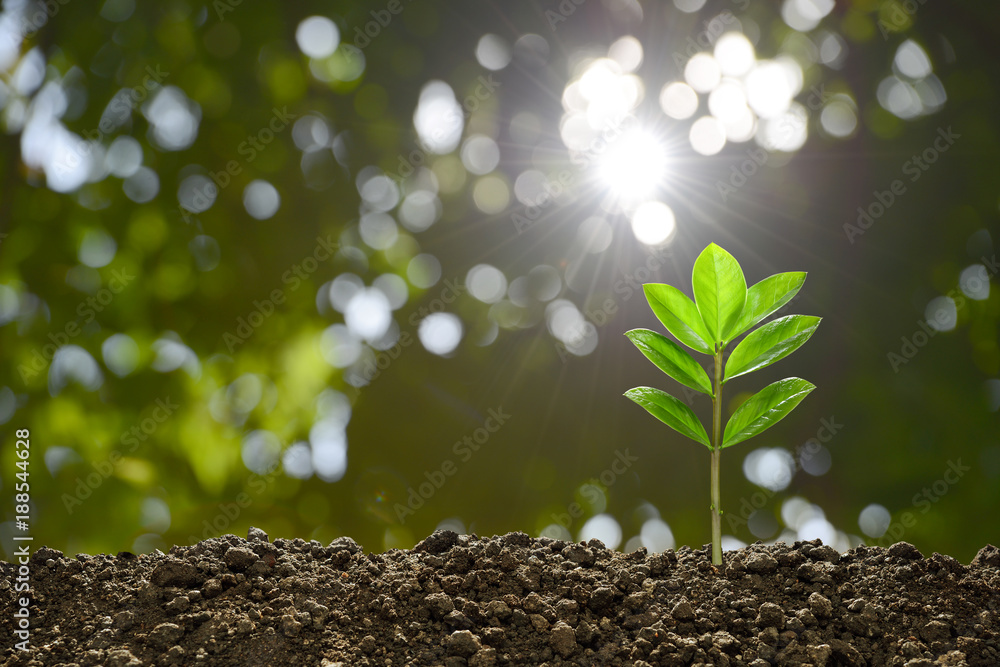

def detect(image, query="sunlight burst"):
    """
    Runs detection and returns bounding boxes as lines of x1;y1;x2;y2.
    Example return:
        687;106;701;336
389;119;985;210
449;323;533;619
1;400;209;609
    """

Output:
596;128;667;200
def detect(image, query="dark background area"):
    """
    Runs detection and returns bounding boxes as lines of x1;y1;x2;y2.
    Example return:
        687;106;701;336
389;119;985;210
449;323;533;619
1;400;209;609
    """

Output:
1;0;997;564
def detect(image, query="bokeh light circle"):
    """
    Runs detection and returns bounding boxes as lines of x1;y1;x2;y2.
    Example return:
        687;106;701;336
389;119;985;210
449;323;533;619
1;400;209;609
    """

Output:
630;201;676;246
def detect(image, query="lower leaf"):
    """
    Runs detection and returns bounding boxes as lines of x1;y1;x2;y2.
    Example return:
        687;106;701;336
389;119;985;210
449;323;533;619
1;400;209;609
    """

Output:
722;377;815;449
625;386;711;449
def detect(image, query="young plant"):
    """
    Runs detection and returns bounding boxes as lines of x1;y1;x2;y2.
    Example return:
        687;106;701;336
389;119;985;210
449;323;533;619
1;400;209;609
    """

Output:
624;243;820;566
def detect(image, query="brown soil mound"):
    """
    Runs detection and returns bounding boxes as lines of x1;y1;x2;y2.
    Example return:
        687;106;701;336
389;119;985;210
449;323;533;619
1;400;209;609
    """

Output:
2;528;999;666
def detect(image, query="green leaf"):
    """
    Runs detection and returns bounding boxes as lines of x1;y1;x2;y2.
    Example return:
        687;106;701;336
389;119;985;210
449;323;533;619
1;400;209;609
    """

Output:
642;283;714;355
692;243;747;345
624;387;711;449
625;329;713;396
725;272;806;344
722;378;815;449
724;315;821;382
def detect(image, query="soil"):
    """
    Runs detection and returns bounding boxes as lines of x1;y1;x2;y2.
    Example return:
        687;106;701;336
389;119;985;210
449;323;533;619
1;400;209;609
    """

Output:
2;529;999;666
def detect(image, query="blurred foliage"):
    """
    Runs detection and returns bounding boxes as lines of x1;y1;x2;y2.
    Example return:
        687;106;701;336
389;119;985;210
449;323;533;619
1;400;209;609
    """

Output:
0;0;998;564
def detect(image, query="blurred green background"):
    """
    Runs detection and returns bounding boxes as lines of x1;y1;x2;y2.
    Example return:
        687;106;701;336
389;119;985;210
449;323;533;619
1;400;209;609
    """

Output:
1;0;998;565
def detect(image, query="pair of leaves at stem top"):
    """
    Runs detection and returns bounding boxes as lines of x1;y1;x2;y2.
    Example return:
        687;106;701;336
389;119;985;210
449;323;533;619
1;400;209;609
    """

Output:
624;243;820;450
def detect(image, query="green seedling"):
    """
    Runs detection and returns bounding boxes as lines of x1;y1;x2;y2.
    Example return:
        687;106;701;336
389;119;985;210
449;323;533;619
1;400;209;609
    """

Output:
624;243;820;566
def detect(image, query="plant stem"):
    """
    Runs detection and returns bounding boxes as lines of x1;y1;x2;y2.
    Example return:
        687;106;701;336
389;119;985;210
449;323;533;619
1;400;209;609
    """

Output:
711;347;723;566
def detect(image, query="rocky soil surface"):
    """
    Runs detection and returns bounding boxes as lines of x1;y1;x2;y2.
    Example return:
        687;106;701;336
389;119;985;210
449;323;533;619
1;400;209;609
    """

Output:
2;528;999;666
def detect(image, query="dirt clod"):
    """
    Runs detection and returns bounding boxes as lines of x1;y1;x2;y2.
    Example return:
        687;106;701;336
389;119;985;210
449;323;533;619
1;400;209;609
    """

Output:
447;629;482;657
670;598;695;622
745;551;778;573
756;602;785;629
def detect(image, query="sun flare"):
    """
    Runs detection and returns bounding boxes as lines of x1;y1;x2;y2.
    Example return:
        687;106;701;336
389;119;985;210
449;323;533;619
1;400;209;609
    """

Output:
595;128;668;200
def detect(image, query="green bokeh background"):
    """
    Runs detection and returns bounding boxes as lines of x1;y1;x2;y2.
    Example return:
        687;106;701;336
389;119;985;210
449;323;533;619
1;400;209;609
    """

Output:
1;0;998;564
